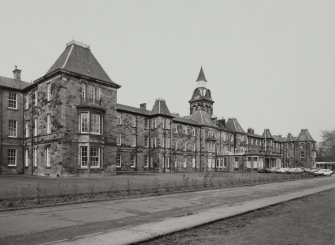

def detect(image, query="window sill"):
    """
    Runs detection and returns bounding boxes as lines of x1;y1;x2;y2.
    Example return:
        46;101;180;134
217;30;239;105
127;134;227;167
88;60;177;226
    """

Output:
8;107;18;110
8;136;18;138
8;165;17;167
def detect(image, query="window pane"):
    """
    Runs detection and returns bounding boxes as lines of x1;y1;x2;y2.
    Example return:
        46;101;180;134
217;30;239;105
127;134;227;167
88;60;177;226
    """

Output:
90;147;100;167
8;149;17;166
8;92;17;109
8;120;17;137
81;146;88;167
90;113;101;134
81;113;89;133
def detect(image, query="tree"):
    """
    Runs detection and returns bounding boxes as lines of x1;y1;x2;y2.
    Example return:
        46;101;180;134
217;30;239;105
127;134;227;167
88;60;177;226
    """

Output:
317;130;335;161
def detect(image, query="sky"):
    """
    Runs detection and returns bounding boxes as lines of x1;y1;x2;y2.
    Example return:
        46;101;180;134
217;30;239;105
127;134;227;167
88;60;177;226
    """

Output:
0;0;334;141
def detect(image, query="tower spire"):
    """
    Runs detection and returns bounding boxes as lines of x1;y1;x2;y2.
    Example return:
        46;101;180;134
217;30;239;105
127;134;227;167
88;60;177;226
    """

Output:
196;66;207;82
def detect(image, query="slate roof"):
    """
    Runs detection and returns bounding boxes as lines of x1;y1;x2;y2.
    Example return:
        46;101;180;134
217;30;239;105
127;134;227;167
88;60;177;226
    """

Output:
273;135;286;142
190;109;215;127
196;66;207;82
0;76;30;90
47;41;120;88
225;118;246;134
173;116;199;126
296;129;315;142
116;104;151;116
286;133;295;142
247;132;263;138
262;129;274;139
151;99;172;117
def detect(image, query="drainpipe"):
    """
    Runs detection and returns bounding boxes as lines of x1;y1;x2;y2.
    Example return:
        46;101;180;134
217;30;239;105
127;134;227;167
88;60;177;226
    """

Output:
135;115;138;173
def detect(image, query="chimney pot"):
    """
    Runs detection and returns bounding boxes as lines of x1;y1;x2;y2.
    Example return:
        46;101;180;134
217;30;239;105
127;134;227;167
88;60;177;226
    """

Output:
140;103;147;110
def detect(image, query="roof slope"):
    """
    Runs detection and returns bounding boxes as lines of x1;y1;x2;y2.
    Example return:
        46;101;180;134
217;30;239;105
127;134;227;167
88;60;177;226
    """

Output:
286;133;295;142
116;104;151;116
0;76;30;90
296;129;315;142
47;41;119;87
151;99;172;117
190;110;215;127
225;118;245;133
196;66;207;82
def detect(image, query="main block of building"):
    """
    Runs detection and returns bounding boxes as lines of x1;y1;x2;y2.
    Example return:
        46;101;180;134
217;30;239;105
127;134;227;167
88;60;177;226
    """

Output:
0;41;316;176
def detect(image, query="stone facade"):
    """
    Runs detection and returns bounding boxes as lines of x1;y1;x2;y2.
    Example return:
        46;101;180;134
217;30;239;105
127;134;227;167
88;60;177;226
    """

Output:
0;41;316;176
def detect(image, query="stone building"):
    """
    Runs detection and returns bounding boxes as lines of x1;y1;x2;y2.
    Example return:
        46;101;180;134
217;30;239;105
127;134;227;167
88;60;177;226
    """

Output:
0;41;316;176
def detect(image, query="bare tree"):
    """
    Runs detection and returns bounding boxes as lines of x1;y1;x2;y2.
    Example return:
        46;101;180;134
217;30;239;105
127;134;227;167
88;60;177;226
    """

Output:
317;130;335;161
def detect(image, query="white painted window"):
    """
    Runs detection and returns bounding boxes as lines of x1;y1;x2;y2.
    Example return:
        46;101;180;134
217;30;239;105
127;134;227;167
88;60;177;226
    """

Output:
46;147;50;167
131;115;136;128
47;115;51;134
90;113;101;134
192;128;196;136
90;147;100;168
117;113;122;125
150;157;153;168
34;118;38;136
234;157;239;168
8;120;17;137
81;112;89;133
117;134;122;146
162;136;165;148
174;157;178;168
34;90;38;106
8;92;17;109
116;153;121;167
33;148;37;167
47;83;51;101
151;118;157;129
25;95;29;109
183;157;187;168
154;137;157;148
175;141;178;150
8;149;17;166
131;155;136;168
192;158;195;168
193;143;196;152
87;85;95;101
25;149;29;167
81;83;86;100
167;157;170;168
174;125;178;133
184;142;187;151
144;118;149;129
80;146;88;168
25;121;29;138
184;127;188;135
166;138;170;148
163;119;166;129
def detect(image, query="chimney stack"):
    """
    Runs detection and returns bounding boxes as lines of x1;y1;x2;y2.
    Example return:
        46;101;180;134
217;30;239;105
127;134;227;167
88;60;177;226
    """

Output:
13;66;21;80
247;128;255;134
140;103;147;110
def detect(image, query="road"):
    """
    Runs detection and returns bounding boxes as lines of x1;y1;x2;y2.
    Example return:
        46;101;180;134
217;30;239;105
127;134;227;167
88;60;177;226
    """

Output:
0;176;334;245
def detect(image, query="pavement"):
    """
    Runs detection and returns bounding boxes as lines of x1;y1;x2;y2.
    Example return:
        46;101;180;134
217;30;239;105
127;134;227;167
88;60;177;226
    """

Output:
0;176;334;245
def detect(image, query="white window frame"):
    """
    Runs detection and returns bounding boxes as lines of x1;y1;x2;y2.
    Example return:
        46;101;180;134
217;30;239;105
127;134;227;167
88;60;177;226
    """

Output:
25;149;29;167
131;154;136;168
8;149;17;166
184;142;187;151
167;157;170;168
47;83;51;101
117;113;122;125
90;146;100;168
8;120;17;138
25;95;29;110
193;143;196;152
117;134;122;146
144;118;149;129
34;90;38;106
34;117;38;136
116;153;122;167
47;114;51;134
46;147;50;167
80;112;89;133
80;146;88;168
192;158;195;168
192;128;196;136
131;116;136;128
90;113;101;134
144;136;149;148
183;157;187;168
25;121;29;138
34;148;37;167
154;137;157;148
8;92;17;109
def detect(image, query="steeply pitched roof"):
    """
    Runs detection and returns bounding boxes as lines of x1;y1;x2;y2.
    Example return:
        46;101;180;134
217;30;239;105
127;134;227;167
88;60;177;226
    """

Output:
47;41;120;88
151;99;172;117
0;76;30;90
196;66;207;82
225;118;246;133
262;129;273;139
189;109;215;126
116;104;151;116
296;129;315;142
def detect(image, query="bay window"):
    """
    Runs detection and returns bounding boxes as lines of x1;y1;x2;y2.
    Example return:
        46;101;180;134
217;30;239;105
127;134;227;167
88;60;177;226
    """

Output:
80;145;101;168
80;112;102;134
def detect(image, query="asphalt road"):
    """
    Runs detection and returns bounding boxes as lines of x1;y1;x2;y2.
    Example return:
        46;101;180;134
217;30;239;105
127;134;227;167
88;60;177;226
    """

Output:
0;176;334;245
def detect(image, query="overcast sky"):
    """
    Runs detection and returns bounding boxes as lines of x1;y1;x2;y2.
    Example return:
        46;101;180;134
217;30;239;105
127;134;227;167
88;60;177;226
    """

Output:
0;0;334;141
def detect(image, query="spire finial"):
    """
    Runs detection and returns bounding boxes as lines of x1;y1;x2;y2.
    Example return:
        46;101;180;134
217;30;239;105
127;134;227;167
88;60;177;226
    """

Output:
196;66;207;82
